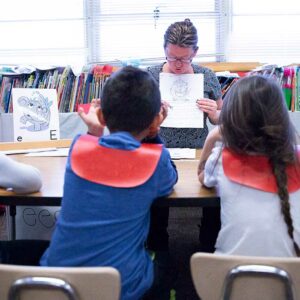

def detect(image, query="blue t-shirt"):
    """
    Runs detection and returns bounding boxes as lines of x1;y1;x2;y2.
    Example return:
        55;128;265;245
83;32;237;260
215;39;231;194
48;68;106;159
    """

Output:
40;132;178;300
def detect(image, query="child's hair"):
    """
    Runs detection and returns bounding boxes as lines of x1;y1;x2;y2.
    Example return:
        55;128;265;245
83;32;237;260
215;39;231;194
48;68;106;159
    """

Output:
163;19;198;50
220;75;300;256
101;66;161;134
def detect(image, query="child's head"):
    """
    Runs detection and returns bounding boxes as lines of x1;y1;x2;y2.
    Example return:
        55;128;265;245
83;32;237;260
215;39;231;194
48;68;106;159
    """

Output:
100;66;161;135
220;75;296;157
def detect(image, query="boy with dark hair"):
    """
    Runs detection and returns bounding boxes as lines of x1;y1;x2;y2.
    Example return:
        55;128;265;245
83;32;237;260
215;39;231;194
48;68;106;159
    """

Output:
40;66;178;300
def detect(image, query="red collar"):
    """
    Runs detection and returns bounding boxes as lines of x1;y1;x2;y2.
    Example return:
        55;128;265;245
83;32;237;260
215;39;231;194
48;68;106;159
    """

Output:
71;134;163;188
222;147;300;193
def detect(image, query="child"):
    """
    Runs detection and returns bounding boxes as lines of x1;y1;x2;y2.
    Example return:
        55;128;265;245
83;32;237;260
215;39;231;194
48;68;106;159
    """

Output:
0;153;42;194
198;75;300;257
40;66;178;300
0;154;43;265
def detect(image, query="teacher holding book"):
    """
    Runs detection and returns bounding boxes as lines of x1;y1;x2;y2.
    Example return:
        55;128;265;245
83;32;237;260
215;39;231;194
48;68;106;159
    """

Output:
147;18;222;149
147;19;222;264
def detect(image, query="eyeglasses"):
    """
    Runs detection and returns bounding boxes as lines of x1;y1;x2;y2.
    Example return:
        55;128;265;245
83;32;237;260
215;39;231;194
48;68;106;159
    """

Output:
166;56;193;64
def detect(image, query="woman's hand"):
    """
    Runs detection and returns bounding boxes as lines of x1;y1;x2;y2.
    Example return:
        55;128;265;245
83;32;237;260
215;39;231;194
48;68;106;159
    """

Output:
196;98;221;125
197;97;217;115
78;98;104;137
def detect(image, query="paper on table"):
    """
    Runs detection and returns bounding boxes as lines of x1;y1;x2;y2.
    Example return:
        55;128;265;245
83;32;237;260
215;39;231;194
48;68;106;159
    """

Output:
159;73;204;128
2;148;57;155
25;148;70;157
168;148;196;159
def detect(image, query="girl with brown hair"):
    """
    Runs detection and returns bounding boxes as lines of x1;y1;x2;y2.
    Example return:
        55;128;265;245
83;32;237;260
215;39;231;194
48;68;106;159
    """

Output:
198;75;300;256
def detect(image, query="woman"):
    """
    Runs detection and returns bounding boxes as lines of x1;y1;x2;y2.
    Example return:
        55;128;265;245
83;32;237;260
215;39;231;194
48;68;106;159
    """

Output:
147;18;222;148
147;19;222;257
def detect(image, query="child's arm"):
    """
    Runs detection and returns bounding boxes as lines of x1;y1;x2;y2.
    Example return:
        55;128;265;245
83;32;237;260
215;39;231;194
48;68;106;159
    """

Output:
78;99;104;137
143;102;178;196
0;154;42;194
157;150;178;197
198;126;222;185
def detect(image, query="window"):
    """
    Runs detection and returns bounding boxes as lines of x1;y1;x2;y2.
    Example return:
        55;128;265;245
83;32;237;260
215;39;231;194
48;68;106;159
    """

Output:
0;0;224;69
82;0;225;65
226;0;300;64
0;0;86;72
2;1;299;67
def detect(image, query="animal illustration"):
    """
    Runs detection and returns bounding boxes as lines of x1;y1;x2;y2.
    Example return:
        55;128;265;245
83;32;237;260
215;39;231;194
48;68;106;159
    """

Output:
170;78;191;101
18;91;53;131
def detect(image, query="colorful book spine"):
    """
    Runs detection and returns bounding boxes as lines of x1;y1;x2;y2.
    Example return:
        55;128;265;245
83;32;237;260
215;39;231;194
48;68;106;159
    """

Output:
295;67;300;111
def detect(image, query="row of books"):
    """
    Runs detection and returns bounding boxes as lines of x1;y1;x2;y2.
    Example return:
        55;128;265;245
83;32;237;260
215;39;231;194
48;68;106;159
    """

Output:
249;65;300;111
215;65;300;111
0;63;240;113
215;71;240;98
1;64;299;113
0;64;114;113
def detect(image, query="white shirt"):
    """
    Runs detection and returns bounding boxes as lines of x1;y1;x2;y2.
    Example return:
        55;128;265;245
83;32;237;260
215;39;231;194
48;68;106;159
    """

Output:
0;153;42;194
204;145;300;257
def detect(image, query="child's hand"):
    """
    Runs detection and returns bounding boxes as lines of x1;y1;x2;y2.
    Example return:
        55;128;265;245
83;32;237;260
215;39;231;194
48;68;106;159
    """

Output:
198;126;222;184
147;124;160;139
78;99;104;137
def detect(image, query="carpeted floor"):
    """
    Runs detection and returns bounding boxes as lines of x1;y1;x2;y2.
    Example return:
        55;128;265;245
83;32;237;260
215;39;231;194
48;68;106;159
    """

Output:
169;207;202;300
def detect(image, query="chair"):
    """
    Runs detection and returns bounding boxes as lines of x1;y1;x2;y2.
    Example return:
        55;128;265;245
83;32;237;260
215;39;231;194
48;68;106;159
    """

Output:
0;264;121;300
190;252;300;300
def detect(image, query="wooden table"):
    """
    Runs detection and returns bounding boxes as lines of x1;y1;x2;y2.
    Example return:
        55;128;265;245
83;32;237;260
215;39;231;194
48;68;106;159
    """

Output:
0;155;219;207
0;140;219;238
0;139;219;207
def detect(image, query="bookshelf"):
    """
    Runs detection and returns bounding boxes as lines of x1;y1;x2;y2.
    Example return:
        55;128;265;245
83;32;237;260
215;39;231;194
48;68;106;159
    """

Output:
0;62;299;142
201;62;262;73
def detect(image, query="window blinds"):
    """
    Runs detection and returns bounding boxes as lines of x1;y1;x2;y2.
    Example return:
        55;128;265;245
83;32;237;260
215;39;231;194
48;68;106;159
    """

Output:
226;0;300;64
85;0;226;65
0;1;299;68
0;0;86;72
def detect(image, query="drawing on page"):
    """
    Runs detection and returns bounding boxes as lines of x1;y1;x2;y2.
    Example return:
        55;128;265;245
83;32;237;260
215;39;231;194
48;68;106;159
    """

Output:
17;91;53;131
170;78;191;101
